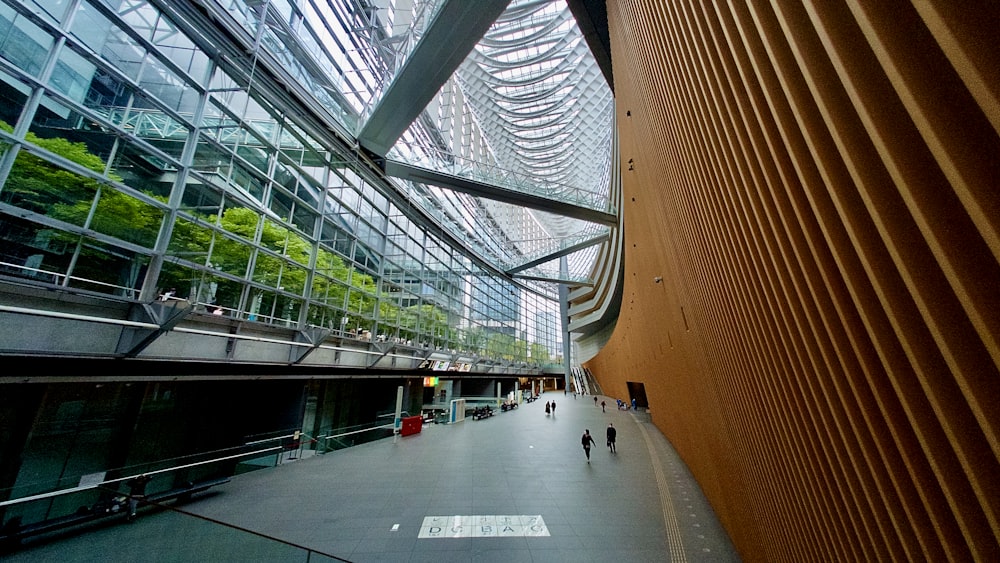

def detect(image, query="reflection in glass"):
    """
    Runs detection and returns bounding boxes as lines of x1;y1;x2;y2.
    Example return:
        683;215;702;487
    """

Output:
68;235;149;298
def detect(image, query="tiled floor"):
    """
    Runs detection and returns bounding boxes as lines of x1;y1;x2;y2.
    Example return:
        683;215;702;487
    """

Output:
6;392;741;562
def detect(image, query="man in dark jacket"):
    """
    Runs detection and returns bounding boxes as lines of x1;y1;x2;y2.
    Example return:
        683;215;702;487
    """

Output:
607;423;617;453
582;429;596;461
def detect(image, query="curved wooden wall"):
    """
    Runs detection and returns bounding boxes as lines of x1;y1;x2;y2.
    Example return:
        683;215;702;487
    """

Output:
585;1;1000;561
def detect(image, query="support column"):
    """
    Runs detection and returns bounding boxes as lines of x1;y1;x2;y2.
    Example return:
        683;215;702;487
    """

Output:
559;256;572;393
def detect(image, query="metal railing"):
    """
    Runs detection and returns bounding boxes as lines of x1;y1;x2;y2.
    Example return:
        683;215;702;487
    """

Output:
0;424;405;557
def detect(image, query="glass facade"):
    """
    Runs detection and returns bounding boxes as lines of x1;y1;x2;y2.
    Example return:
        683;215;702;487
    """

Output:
0;0;613;368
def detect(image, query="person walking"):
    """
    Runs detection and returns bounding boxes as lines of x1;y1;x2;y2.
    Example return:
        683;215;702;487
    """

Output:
601;400;606;413
126;474;151;521
545;401;551;415
581;429;596;462
606;423;617;453
550;400;556;416
593;396;598;407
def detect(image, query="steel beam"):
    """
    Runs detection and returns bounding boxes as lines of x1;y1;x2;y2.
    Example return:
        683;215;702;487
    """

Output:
357;0;511;156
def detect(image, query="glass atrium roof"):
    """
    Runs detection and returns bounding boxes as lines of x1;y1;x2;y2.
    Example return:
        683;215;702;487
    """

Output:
320;0;615;284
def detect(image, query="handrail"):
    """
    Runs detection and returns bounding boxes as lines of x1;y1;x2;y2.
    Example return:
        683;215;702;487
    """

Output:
322;422;395;441
138;497;351;562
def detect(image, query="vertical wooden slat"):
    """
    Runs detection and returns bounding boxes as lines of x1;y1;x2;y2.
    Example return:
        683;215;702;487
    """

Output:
586;1;1000;560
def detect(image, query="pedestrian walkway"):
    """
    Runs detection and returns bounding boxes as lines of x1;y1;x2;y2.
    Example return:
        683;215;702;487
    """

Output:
6;391;740;562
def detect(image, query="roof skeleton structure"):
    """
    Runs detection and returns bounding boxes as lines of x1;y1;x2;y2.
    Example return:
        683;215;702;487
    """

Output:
346;0;615;285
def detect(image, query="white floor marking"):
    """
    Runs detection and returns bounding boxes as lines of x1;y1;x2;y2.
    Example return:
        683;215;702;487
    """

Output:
418;515;549;538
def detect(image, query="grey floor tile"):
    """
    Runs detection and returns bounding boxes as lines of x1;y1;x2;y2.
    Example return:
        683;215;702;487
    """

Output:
4;392;739;563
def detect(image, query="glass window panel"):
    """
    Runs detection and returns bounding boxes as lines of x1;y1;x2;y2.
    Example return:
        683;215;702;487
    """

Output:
314;243;347;281
260;218;289;255
100;27;145;83
345;285;375;320
70;2;122;56
299;163;327;189
206;230;251;279
50;47;97;103
272;295;301;326
252;251;283;288
330;205;357;234
90;187;163;248
281;220;312;267
296;176;321;210
322;225;352;259
353;242;379;273
167;216;212;263
354;197;374;223
0;69;29;124
151;13;209;84
278;121;328;169
291;204;316;238
118;98;190;157
306;302;338;330
383;239;405;261
188;268;225;309
138;54;198;114
246;287;274;323
235;144;269;176
25;0;70;24
367;204;386;232
354;221;379;249
68;235;148;299
84;65;134;110
231;159;266;201
320;279;349;311
107;137;177;199
191;136;233;181
336;183;360;213
113;0;159;42
29;94;114;165
204;275;242;314
240;87;271;123
156;260;197;301
268;188;292;222
370;189;388;215
310;274;347;313
179;177;222;216
1;150;99;226
278;262;306;295
270;158;299;193
202;98;240;143
318;217;338;247
0;216;73;284
379;291;401;325
213;119;251;147
0;5;52;77
360;181;377;208
217;199;260;242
